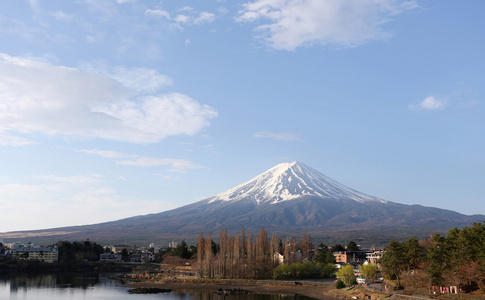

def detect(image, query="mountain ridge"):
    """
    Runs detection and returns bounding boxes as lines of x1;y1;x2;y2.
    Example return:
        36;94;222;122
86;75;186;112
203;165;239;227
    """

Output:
1;162;483;245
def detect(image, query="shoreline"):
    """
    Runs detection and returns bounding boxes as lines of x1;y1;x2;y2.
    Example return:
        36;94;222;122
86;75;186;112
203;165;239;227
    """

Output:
125;278;389;300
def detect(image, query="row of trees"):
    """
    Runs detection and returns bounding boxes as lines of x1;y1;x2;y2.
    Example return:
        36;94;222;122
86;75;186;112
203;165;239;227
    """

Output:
380;221;485;292
196;228;315;279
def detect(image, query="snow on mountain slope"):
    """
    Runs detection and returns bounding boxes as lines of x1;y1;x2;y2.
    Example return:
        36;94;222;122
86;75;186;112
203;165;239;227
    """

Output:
209;161;387;205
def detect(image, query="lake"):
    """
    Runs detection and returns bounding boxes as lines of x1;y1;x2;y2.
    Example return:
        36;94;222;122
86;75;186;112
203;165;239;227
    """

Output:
0;272;315;300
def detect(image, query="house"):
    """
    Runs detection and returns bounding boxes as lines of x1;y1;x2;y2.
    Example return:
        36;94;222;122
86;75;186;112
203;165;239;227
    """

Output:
366;250;385;264
99;253;122;263
140;251;155;263
0;246;12;261
274;252;284;264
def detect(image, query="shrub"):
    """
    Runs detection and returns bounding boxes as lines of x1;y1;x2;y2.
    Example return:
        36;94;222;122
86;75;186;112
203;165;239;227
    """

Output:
335;280;345;289
273;261;322;280
320;263;337;278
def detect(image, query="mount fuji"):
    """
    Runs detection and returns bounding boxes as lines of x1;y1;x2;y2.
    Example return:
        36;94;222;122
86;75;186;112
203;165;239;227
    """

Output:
209;161;387;205
2;162;483;245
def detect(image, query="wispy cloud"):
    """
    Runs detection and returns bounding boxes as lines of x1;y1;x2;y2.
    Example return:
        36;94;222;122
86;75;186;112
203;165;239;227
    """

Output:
79;62;173;93
0;135;36;147
116;157;201;172
80;149;199;172
51;11;73;22
411;96;447;110
0;53;217;145
0;177;179;231
145;9;171;19
145;6;216;30
463;100;480;108
236;0;419;50
78;149;138;159
254;131;298;141
110;67;173;93
194;12;216;25
31;174;105;185
160;175;179;181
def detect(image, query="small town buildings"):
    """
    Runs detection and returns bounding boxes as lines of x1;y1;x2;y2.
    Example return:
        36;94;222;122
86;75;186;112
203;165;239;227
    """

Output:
149;243;167;252
333;251;367;264
13;244;58;263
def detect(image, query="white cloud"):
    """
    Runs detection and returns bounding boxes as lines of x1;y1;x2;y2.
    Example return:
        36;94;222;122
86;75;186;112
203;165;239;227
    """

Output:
92;93;218;143
412;96;447;110
145;9;171;19
174;14;190;24
236;0;419;50
0;53;217;145
254;131;298;141
194;12;216;25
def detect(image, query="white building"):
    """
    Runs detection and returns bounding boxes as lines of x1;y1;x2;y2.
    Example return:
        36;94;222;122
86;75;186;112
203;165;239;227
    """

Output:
13;245;58;263
366;250;385;264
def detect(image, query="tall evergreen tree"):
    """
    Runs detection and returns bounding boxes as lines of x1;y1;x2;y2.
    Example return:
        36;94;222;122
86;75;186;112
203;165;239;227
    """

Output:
380;239;406;287
347;240;360;252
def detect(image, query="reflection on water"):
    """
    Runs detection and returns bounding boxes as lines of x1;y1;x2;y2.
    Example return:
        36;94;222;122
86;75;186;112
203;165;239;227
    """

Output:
5;273;57;291
0;272;124;300
172;290;313;300
1;272;101;292
0;273;315;300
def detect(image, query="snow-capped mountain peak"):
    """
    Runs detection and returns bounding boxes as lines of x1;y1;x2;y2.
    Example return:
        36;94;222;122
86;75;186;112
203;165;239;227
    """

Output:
209;161;387;205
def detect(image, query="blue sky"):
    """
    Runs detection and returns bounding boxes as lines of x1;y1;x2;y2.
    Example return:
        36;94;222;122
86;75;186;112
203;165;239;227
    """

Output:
0;0;484;232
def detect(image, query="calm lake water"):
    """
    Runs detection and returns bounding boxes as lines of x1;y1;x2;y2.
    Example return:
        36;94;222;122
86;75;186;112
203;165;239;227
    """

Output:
0;272;315;300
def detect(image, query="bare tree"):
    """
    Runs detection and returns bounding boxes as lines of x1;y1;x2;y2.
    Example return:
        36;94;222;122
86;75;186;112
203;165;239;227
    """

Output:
204;233;213;278
197;232;205;277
